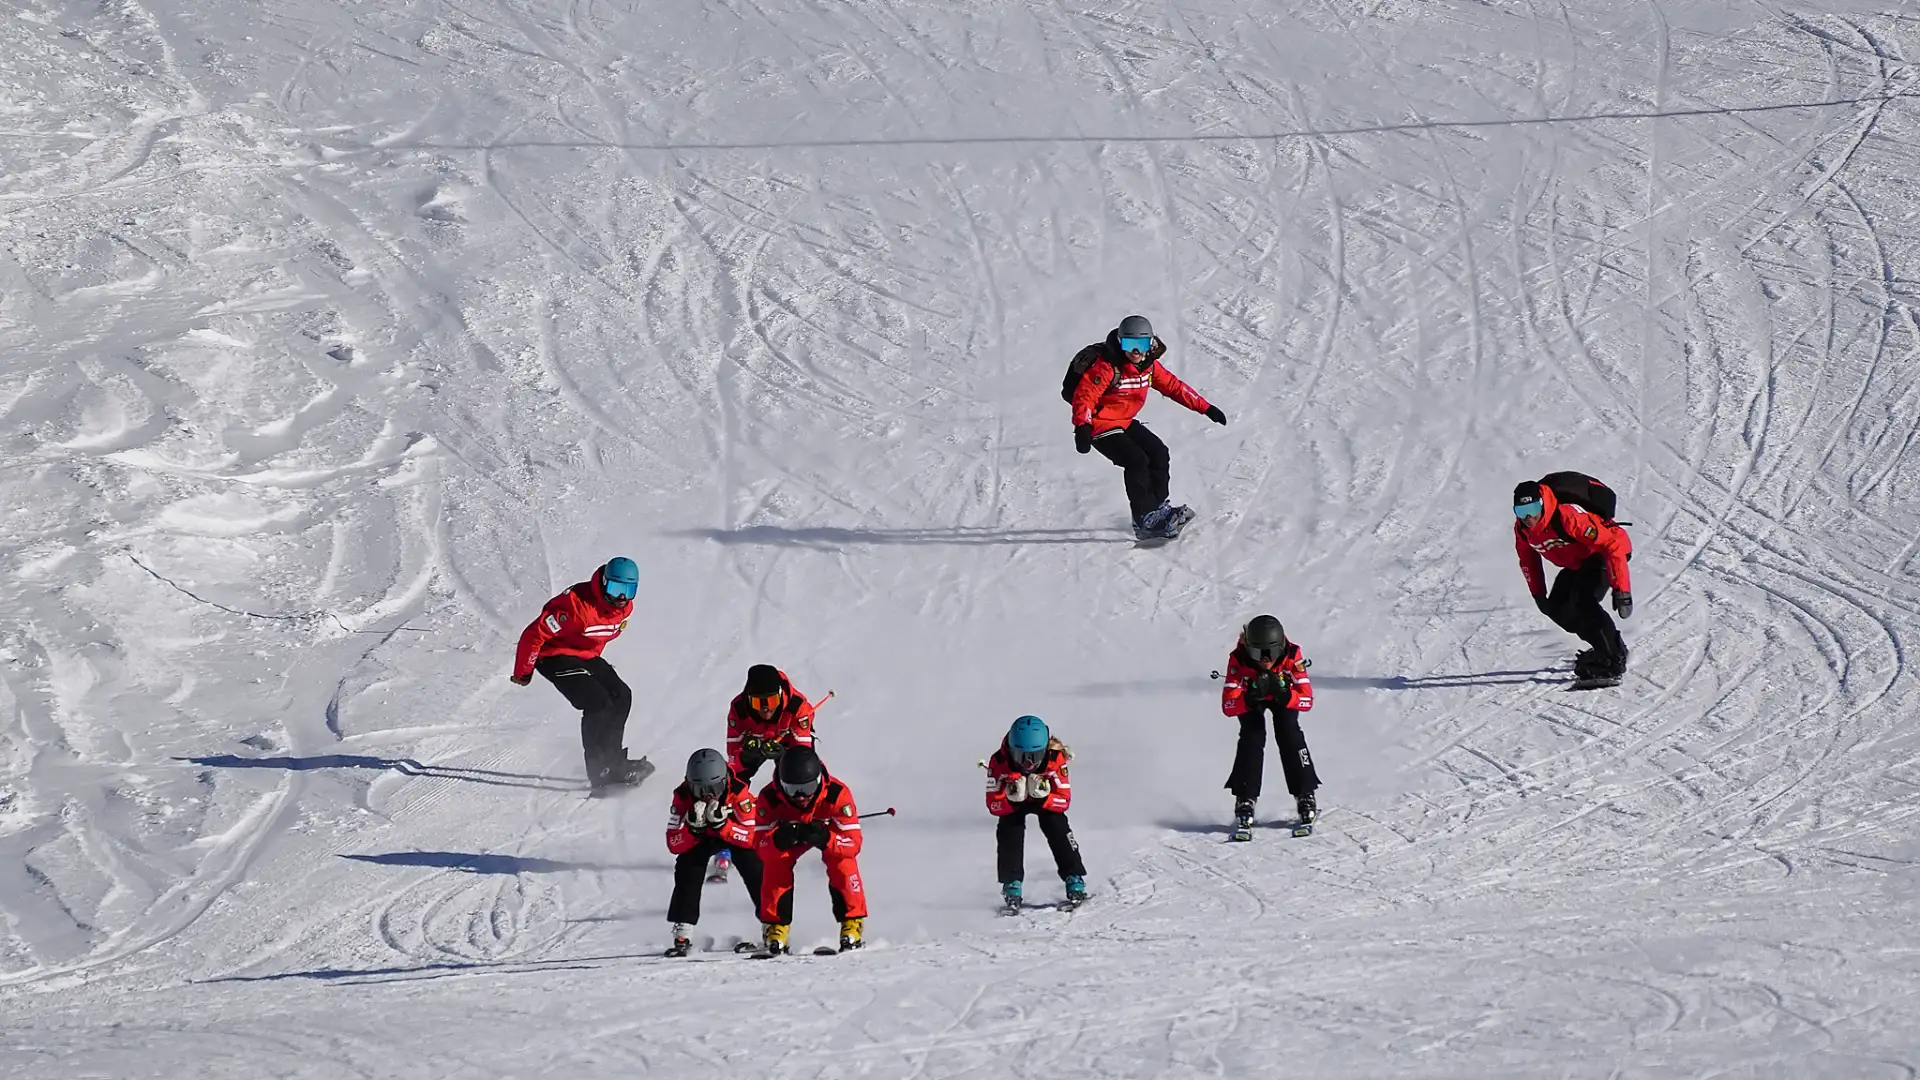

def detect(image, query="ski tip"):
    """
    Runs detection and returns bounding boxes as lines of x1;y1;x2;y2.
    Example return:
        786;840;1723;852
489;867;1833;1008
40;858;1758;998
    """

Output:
812;946;839;956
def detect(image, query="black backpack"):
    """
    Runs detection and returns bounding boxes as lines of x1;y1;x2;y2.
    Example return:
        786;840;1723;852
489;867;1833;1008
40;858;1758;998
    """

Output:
1061;343;1110;403
1538;471;1629;534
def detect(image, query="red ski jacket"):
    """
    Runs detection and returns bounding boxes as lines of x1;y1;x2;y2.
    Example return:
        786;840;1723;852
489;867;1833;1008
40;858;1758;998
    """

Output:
1515;487;1633;596
983;743;1072;816
512;566;632;680
1068;333;1212;436
665;773;758;853
725;669;817;770
755;774;863;858
1220;644;1314;717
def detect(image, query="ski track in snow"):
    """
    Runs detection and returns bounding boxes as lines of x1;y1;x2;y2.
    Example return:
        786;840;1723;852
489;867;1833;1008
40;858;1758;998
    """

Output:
3;0;1920;1075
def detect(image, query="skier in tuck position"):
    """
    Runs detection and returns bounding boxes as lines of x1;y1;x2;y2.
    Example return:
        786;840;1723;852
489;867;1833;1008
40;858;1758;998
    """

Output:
1220;615;1319;839
1513;473;1633;685
510;557;651;793
984;715;1087;913
708;664;822;883
753;746;866;956
1064;314;1226;541
662;749;765;957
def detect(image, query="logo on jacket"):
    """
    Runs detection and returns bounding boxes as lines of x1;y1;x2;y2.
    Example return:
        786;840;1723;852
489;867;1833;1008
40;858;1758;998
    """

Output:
544;613;565;633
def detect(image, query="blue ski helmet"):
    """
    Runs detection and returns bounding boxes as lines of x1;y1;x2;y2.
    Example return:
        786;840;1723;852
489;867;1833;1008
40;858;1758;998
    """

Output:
1007;715;1050;772
601;557;639;604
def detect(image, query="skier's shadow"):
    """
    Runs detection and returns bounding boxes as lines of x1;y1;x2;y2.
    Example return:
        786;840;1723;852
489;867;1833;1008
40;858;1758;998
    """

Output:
1069;669;1558;698
671;525;1129;548
180;753;583;792
336;851;662;874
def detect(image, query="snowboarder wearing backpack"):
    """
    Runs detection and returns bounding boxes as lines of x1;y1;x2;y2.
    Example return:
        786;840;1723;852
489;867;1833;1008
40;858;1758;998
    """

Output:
1514;474;1634;684
1064;314;1225;541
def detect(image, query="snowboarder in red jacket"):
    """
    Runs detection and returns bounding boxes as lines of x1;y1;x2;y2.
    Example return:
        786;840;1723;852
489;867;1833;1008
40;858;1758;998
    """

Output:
1067;314;1225;540
984;715;1086;912
1514;480;1633;681
510;557;646;791
1220;615;1318;834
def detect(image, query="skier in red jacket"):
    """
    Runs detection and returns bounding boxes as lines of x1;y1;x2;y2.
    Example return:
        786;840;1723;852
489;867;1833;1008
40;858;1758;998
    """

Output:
725;665;819;781
753;747;865;955
1220;615;1318;837
1067;314;1226;540
662;749;764;957
1514;480;1633;682
510;557;646;791
983;715;1086;912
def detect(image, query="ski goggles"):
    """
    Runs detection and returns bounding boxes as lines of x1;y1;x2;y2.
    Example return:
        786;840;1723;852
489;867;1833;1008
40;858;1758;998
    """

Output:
1513;501;1544;520
1010;746;1047;772
746;692;785;715
603;577;637;602
1118;335;1153;355
1246;642;1287;665
690;777;727;801
777;775;821;802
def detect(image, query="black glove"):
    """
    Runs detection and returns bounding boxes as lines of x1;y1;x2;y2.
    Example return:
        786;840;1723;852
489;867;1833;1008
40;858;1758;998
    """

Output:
1074;424;1093;454
1532;594;1550;616
1204;405;1227;425
1613;590;1633;620
773;821;804;850
509;673;532;686
801;822;832;849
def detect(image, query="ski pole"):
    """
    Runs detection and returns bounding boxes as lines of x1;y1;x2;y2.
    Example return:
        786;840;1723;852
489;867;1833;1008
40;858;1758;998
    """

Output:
858;807;896;820
797;689;835;722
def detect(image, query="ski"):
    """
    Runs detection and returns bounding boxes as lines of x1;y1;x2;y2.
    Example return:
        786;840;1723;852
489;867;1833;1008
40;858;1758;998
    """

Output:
1000;898;1023;917
813;946;840;956
1290;822;1314;838
1228;823;1254;842
705;856;730;885
1566;676;1622;692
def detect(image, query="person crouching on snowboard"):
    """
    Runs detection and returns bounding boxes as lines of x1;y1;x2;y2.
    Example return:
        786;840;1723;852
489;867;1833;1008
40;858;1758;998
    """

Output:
984;715;1086;912
1513;480;1633;682
663;749;764;957
754;746;866;955
1067;313;1226;540
510;557;648;792
1221;615;1319;832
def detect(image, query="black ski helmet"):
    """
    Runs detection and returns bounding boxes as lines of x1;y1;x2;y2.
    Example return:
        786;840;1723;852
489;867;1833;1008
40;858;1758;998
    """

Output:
1242;614;1288;665
685;748;729;801
1513;480;1546;522
744;664;783;696
775;745;824;803
1117;314;1153;339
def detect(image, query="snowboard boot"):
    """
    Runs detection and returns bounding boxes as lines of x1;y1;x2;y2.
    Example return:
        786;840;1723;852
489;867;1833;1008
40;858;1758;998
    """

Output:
1001;880;1023;914
664;923;693;958
585;755;616;793
1296;792;1318;825
617;754;650;786
1572;649;1602;681
1064;875;1088;905
839;918;865;951
757;922;790;957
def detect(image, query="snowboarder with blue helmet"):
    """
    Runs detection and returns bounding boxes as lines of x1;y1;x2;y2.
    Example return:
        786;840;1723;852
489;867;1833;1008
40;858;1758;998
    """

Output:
511;557;649;791
983;715;1087;913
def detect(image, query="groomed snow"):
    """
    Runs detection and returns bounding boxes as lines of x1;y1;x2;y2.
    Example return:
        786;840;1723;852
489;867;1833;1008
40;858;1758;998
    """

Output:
3;0;1920;1076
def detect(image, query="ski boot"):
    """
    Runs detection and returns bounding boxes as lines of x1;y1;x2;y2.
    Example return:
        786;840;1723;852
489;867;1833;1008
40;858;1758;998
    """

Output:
839;918;865;952
753;922;790;958
1231;798;1256;842
664;923;694;958
1000;880;1023;916
1063;875;1088;909
706;848;732;885
1293;792;1318;836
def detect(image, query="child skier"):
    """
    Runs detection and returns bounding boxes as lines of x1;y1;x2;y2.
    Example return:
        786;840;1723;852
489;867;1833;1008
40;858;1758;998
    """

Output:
1220;615;1319;839
984;715;1087;913
753;746;866;955
510;557;649;792
1065;313;1226;540
662;749;764;957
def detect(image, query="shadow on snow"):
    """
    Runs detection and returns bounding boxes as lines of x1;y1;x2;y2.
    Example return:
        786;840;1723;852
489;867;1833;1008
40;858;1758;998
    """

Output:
1072;668;1560;698
179;753;583;792
671;525;1129;548
335;851;653;874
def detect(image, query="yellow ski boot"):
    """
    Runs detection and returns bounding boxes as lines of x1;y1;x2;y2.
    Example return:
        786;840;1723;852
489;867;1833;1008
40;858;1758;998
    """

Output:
838;917;865;952
755;922;790;958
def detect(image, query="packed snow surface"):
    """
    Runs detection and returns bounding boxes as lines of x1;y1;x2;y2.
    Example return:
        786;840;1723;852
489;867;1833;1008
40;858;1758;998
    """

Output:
4;0;1920;1076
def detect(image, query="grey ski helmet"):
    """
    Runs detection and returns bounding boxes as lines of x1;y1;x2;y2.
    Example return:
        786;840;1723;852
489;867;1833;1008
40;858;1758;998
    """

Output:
1117;314;1153;339
776;745;824;803
1242;614;1288;665
685;748;729;801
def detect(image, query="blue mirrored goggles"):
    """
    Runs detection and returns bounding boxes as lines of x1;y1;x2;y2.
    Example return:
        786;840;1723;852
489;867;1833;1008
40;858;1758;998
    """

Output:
603;578;637;602
1513;503;1543;520
1118;336;1153;355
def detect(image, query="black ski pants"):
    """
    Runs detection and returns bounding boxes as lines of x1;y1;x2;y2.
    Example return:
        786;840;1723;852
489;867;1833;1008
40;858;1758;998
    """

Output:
1092;421;1171;519
1543;557;1625;661
1225;703;1319;802
995;805;1086;884
535;655;631;783
666;836;765;926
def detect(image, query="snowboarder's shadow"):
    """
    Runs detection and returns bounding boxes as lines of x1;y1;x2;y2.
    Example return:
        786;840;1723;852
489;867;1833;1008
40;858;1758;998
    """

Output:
671;525;1130;548
180;753;583;792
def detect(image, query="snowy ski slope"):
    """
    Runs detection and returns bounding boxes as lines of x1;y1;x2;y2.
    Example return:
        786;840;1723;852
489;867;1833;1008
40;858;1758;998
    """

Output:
4;0;1920;1075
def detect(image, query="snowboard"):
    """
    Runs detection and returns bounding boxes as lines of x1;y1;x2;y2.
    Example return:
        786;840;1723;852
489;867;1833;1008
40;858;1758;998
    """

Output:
1566;675;1622;692
588;757;655;798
